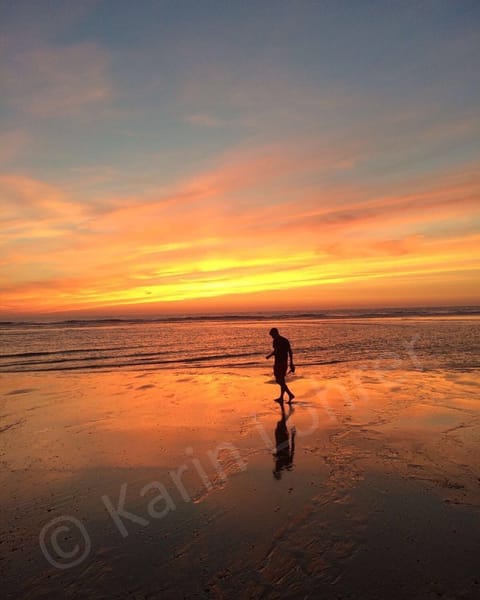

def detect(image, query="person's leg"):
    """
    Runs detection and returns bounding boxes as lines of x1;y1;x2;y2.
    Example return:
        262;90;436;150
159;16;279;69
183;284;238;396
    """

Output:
274;365;285;401
275;374;286;402
284;382;295;402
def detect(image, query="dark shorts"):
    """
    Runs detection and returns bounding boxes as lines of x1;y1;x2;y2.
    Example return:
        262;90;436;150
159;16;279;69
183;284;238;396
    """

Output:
274;360;288;381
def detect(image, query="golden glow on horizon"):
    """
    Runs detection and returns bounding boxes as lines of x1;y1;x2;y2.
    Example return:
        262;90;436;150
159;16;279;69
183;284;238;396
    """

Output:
1;155;479;316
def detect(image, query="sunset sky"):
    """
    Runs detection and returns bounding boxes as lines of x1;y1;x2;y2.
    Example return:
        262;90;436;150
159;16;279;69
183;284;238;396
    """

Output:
1;1;479;317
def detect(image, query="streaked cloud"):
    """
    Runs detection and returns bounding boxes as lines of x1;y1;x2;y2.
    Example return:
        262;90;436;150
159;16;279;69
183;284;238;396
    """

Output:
185;114;226;128
1;149;479;314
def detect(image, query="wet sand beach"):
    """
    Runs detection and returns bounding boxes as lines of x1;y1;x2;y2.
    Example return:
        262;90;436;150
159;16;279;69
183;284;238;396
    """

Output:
1;362;479;599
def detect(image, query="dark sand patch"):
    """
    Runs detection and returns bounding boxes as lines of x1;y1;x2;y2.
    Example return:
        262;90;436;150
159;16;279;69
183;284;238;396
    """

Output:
5;387;37;395
0;418;25;433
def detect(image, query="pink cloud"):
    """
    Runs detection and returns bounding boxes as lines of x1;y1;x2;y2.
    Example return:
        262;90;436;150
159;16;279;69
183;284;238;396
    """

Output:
0;130;31;164
0;174;85;228
184;114;226;127
4;42;112;117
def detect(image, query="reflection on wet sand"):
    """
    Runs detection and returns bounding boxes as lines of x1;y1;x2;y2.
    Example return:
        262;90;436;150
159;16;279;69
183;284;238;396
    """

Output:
273;402;296;479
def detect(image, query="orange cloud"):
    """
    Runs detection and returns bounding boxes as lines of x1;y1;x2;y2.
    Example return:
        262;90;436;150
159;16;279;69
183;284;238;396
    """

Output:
1;148;479;316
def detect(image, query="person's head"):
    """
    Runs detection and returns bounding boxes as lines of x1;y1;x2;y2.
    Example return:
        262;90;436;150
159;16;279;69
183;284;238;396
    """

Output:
269;327;279;338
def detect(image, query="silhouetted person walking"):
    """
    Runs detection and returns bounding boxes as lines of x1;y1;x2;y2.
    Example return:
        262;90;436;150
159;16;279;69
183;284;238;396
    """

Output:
266;327;295;403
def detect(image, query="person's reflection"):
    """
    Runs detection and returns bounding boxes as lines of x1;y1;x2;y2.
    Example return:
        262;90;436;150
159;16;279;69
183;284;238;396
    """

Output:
273;402;296;479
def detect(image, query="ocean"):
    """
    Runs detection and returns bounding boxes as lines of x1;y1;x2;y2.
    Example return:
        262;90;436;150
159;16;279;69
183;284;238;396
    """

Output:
1;307;479;373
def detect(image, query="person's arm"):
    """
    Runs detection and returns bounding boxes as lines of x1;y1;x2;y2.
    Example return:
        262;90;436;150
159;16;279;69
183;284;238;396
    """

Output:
266;340;276;359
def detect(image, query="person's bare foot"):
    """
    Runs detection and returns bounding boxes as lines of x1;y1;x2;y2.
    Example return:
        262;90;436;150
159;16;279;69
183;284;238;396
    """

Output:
274;397;284;403
287;393;295;403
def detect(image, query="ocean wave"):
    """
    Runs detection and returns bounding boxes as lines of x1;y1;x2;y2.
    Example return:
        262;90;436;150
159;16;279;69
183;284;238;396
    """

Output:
0;350;263;373
0;345;139;359
1;306;479;329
